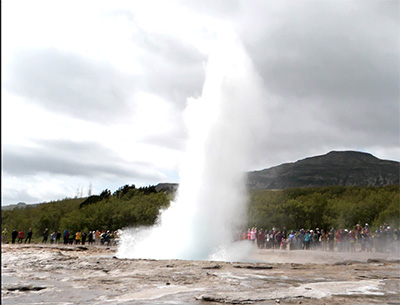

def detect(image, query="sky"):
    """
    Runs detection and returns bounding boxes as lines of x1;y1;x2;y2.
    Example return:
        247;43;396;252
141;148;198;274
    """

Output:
2;0;399;206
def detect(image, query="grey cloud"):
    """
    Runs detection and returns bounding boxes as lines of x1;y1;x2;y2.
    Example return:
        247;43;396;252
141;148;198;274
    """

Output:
243;2;399;104
135;33;206;107
4;48;135;123
3;140;163;181
107;9;206;107
4;151;134;178
2;189;42;207
139;130;187;151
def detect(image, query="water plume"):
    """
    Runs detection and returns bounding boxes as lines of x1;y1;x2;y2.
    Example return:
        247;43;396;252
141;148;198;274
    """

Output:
117;29;265;261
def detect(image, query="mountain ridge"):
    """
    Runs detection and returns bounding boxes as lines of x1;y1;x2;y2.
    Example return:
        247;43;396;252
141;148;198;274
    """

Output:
247;150;399;189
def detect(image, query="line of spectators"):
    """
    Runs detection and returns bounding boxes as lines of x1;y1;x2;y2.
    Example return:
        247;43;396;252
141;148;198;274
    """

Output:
61;229;120;246
1;228;34;244
239;223;400;253
1;228;120;246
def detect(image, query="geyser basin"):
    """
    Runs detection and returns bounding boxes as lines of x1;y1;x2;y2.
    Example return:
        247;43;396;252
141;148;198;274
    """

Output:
117;29;265;261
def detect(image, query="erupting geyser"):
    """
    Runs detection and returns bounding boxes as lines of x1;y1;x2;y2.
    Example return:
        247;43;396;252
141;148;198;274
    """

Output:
117;29;265;261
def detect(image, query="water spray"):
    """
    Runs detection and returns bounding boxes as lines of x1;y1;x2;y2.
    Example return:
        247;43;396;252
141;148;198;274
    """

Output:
117;28;265;261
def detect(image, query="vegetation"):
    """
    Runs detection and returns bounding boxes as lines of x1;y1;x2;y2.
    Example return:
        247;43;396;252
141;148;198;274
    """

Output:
1;184;399;241
247;185;400;231
1;185;171;240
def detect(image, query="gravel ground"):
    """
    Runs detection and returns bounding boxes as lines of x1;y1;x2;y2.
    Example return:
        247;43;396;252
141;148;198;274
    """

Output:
2;244;400;304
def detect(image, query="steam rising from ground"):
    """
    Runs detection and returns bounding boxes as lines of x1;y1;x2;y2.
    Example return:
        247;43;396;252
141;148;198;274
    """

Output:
117;29;265;261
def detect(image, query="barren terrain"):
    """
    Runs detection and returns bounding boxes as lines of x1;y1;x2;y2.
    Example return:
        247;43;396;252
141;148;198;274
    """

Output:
2;244;399;304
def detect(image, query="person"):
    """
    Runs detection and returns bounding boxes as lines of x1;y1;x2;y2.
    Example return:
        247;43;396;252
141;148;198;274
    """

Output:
304;230;311;250
280;237;287;250
264;229;272;249
11;229;18;244
349;230;356;252
288;230;296;250
364;223;370;235
100;230;105;245
25;228;33;244
2;228;8;244
63;229;70;244
250;228;257;247
274;230;282;249
109;231;115;246
342;229;350;252
50;232;56;244
95;230;101;245
355;224;362;242
18;230;24;243
328;228;335;251
246;228;251;241
81;231;87;245
56;231;61;244
88;231;94;245
297;229;305;250
75;230;82;245
114;230;120;246
311;230;319;250
320;229;328;251
240;230;246;241
257;229;265;249
360;230;367;252
282;227;287;240
336;229;343;252
104;231;111;246
42;228;49;243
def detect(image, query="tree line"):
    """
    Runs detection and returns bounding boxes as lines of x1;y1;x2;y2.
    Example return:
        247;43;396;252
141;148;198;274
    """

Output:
248;185;399;231
1;184;171;240
1;184;399;240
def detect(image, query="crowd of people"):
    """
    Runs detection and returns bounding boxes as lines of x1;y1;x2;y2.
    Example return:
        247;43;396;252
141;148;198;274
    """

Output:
3;223;400;253
1;228;120;246
239;223;400;253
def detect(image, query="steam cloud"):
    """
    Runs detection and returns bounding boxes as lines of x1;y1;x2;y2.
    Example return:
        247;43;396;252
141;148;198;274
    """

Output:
117;28;266;261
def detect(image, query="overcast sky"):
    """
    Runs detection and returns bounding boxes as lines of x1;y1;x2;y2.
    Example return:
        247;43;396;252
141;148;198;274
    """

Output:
2;0;399;206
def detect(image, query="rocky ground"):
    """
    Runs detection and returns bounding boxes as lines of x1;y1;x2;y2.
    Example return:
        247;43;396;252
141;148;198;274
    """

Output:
2;243;400;304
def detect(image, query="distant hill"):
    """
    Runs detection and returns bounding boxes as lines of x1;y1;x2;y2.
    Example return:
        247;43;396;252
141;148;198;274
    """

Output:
2;202;28;211
247;151;400;189
155;183;179;194
2;202;40;211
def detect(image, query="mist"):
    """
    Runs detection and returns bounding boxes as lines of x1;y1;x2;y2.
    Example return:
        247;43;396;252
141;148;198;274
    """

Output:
117;28;266;261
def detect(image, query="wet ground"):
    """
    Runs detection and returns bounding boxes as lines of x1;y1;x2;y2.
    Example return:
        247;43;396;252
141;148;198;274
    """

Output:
2;244;400;304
